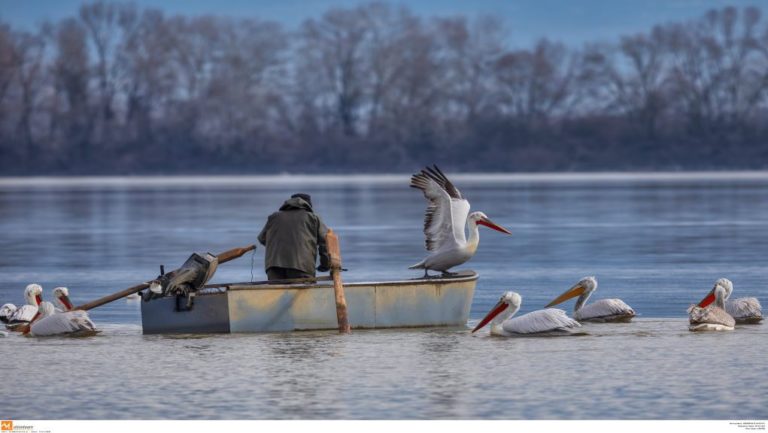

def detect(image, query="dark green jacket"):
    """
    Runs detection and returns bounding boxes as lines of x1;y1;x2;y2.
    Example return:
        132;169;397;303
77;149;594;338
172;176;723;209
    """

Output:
257;197;330;275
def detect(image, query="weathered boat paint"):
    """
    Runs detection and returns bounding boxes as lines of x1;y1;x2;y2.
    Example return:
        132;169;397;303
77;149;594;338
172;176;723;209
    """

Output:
140;271;478;334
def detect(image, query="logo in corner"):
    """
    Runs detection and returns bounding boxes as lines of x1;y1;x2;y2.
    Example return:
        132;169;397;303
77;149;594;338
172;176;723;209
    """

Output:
1;421;11;431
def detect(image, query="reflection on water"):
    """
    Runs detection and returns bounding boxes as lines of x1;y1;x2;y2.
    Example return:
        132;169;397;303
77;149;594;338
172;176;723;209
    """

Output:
0;175;766;419
1;321;766;419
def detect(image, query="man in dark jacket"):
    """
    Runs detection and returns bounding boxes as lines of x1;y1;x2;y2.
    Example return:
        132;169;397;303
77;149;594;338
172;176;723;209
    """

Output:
257;193;331;280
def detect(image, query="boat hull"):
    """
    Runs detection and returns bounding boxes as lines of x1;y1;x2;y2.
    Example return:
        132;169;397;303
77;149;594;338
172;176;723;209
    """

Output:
141;271;477;334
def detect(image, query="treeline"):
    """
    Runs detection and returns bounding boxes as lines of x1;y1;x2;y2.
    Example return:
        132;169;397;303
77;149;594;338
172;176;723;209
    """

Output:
1;2;767;174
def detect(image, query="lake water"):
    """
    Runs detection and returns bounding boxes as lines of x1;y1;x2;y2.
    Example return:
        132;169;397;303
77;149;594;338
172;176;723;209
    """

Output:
0;173;766;419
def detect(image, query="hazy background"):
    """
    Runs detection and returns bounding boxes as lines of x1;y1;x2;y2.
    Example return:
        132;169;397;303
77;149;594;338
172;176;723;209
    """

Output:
1;0;768;174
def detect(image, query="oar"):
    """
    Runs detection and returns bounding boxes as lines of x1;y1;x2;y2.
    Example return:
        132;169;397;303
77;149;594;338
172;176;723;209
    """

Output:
73;244;256;311
326;228;351;333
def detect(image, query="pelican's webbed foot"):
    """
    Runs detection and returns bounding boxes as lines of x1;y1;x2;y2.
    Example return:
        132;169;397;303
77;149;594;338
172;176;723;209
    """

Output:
440;271;459;278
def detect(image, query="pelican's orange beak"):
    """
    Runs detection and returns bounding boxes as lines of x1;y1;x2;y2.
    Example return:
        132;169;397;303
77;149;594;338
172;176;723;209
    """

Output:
477;217;512;235
472;300;508;333
545;283;586;308
697;289;716;308
59;295;74;311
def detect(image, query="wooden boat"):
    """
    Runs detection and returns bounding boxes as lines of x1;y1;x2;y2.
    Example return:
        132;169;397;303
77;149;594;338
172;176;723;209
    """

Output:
140;271;478;334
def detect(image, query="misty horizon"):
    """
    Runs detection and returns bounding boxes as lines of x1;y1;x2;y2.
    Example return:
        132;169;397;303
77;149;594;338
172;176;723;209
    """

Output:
1;1;767;175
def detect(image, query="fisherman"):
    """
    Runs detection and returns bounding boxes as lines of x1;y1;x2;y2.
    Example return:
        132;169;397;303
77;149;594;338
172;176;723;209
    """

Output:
258;193;331;281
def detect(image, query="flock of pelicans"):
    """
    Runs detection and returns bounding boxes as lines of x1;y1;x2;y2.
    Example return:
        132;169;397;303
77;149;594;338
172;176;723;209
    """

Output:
0;165;764;338
0;277;762;339
470;276;763;336
1;285;98;337
409;165;763;336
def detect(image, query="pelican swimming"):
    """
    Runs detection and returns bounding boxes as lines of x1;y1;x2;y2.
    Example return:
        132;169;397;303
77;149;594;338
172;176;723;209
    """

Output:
695;278;762;324
689;282;735;332
471;291;582;336
6;284;43;331
52;287;75;311
409;165;512;277
26;301;98;337
545;276;636;322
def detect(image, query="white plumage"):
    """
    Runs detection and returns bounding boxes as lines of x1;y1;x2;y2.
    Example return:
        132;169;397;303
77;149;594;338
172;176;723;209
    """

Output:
501;308;581;335
546;276;635;323
725;297;762;324
409;165;511;276
8;305;37;323
27;301;98;337
472;291;582;337
574;298;635;322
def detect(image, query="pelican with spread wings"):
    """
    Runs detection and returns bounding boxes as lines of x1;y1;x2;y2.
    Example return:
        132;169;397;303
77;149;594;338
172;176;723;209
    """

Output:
409;165;512;277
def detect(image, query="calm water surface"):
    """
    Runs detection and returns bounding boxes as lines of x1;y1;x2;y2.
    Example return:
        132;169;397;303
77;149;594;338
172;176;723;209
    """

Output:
0;174;766;419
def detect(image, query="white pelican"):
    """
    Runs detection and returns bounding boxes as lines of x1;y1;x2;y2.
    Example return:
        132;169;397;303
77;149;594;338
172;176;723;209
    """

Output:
26;301;98;337
689;282;735;331
545;276;636;322
471;291;582;336
53;287;74;311
6;284;43;331
409;165;512;277
696;278;762;324
0;303;17;323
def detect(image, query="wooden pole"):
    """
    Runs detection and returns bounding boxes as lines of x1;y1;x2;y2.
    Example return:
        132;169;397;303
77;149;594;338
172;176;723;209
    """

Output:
325;229;351;333
73;244;256;311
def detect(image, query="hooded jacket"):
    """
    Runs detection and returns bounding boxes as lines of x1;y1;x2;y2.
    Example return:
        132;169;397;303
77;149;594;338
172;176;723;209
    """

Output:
257;197;330;275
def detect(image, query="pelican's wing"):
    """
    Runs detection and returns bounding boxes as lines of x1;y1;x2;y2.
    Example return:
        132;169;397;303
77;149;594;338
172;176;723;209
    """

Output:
575;299;635;320
726;297;762;320
503;308;581;334
411;165;470;251
29;311;97;336
689;306;735;327
9;305;37;323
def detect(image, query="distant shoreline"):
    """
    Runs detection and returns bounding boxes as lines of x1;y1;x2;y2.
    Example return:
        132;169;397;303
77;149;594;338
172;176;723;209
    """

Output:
2;171;768;188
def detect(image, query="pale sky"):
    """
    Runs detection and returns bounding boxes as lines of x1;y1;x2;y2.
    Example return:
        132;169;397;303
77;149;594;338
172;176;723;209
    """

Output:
1;0;766;47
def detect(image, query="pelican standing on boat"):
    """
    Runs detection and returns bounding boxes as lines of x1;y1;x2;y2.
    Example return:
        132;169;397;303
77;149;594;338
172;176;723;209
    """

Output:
409;165;512;277
472;291;581;336
545;276;635;322
689;282;735;331
696;278;762;324
26;301;98;337
6;284;43;331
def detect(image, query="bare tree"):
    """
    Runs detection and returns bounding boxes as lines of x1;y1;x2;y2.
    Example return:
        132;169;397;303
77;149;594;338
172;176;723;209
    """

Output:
495;39;577;126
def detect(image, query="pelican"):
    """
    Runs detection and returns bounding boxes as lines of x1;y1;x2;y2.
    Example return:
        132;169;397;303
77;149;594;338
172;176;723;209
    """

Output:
689;282;735;331
6;284;43;331
409;165;512;277
53;287;75;311
0;303;17;323
471;291;582;336
695;278;762;324
545;276;636;322
26;301;98;337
